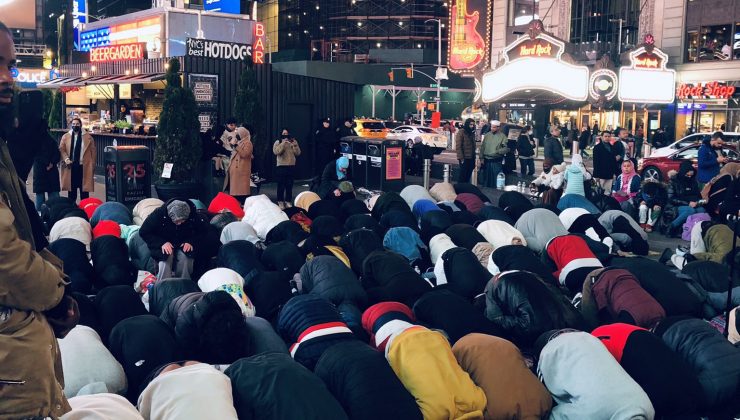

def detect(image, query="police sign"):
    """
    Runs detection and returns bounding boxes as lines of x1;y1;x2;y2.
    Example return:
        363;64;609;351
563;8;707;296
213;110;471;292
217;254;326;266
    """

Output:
186;38;253;61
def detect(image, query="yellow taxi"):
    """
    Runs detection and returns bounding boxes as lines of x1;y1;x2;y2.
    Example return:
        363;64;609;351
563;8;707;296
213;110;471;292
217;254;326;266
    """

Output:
354;119;390;138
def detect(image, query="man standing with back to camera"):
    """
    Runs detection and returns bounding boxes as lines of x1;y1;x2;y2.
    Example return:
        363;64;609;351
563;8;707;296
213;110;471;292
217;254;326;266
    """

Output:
0;21;78;418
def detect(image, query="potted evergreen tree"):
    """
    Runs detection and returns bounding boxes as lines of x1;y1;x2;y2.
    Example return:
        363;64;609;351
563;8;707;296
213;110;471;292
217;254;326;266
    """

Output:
153;58;202;200
233;61;265;175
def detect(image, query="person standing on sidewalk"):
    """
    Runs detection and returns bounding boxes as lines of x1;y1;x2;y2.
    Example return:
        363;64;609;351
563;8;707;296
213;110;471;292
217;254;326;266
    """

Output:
59;118;95;203
314;118;336;176
578;126;591;158
480;120;508;187
517;125;536;177
592;131;618;194
697;131;727;187
224;125;253;203
544;126;564;165
455;118;477;183
273;128;301;209
31;120;61;210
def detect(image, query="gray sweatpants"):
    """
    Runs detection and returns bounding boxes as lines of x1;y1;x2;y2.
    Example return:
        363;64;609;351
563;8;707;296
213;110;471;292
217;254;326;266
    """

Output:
157;249;194;281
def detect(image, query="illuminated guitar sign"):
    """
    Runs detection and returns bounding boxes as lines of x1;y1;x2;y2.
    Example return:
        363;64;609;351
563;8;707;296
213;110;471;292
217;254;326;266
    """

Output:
617;34;676;104
447;0;491;74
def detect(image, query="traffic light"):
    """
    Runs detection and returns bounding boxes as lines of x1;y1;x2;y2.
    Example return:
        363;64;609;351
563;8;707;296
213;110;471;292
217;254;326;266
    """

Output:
388;71;394;82
405;67;413;78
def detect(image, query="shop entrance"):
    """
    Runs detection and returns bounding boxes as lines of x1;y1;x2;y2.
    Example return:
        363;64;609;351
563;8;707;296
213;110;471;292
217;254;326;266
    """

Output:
285;103;314;180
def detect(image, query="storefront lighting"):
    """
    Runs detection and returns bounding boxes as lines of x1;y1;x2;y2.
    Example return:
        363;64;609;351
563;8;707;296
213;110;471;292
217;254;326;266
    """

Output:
134;69;139;74
90;65;97;72
125;70;131;75
618;42;676;104
82;72;88;77
315;4;320;9
376;43;382;47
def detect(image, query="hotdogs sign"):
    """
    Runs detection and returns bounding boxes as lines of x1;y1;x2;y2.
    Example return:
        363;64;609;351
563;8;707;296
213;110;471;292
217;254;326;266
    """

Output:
186;38;253;61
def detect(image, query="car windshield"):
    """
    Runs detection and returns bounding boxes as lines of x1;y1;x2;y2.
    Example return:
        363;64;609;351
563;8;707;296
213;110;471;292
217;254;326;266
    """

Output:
361;122;385;129
417;127;436;133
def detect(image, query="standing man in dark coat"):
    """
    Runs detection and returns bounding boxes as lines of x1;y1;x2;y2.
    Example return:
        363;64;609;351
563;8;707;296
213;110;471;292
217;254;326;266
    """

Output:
592;131;618;194
517;125;536;177
32;122;61;210
314;118;337;175
336;118;357;139
544;126;564;165
455;118;477;183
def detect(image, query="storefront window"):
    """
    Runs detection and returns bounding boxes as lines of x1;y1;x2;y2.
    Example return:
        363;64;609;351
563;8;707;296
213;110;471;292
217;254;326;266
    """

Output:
687;24;733;62
734;23;740;60
686;30;699;62
509;0;539;27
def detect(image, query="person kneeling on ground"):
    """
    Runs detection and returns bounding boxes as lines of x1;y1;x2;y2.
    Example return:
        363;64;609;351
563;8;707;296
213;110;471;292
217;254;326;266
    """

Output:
666;161;705;237
634;181;667;233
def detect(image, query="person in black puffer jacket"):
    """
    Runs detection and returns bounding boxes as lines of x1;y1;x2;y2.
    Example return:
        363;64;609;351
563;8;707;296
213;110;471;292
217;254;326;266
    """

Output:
419;210;453;244
485;270;585;347
265;220;309;246
147;278;200;318
225;352;349;420
277;295;355;371
361;251;432;307
90;235;137;289
314;340;423;420
160;290;251;364
339;229;384;277
413;289;502;344
488;245;558;286
261;240;305;281
654;317;740;412
217;240;265;284
48;238;95;294
94;285;148;343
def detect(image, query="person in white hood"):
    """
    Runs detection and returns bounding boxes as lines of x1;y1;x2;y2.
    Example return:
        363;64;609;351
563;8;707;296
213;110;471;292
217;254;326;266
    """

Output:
198;267;256;317
476;220;527;249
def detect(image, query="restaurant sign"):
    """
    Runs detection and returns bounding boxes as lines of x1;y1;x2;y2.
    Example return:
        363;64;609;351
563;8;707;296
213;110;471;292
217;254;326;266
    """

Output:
676;82;736;100
186;38;253;61
447;0;491;74
90;43;146;62
617;35;676;104
188;74;219;132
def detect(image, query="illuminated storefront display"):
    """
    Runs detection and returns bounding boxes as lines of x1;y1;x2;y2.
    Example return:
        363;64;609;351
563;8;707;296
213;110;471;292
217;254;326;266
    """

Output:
80;17;162;53
90;43;147;62
480;20;589;103
447;0;491;74
677;82;736;100
253;22;266;64
618;35;676;104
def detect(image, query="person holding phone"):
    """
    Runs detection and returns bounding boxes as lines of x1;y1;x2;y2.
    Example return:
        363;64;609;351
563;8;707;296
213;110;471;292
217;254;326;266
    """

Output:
59;117;96;202
273;128;301;209
223;124;253;202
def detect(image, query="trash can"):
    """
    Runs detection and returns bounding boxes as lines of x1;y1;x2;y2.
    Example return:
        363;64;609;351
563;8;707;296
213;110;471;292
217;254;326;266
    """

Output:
104;146;151;208
365;139;405;192
351;137;368;188
339;137;354;178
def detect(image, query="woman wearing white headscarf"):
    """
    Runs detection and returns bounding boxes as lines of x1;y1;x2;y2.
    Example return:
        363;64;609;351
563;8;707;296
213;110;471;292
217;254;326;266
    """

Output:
219;221;260;245
476;220;527;249
198;267;256;317
429;233;456;264
62;394;143;420
49;216;93;250
138;362;238;420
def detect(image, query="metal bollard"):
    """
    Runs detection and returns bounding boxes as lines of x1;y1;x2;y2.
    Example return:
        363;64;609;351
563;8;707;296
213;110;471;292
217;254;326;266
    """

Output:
443;164;450;183
423;159;431;190
471;159;479;186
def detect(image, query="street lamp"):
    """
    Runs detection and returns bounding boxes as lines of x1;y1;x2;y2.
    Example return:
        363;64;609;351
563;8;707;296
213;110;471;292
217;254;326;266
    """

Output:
425;18;443;113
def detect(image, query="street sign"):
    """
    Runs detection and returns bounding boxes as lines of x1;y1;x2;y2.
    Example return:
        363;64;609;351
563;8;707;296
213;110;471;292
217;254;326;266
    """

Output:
432;97;441;101
429;83;438;88
440;86;449;91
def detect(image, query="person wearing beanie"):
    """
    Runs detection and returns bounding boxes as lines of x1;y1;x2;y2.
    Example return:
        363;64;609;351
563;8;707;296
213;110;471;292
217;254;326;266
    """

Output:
140;199;205;281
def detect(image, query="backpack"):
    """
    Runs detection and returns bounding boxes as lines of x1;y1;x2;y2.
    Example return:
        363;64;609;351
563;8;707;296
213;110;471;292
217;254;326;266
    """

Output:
682;212;711;241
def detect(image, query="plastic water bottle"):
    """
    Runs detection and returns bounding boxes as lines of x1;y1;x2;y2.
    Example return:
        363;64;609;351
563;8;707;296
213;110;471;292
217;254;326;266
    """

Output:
496;172;505;190
112;139;117;147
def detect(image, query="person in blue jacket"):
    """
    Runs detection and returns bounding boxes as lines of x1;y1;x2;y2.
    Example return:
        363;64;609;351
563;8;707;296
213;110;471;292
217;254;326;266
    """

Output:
697;131;728;186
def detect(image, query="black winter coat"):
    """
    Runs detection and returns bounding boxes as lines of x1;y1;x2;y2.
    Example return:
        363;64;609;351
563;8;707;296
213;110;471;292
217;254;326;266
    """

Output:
344;214;382;237
261;241;305;281
654;317;740;409
300;255;367;308
437;247;491;300
243;271;294;322
307;199;342;221
485;270;584;346
147;277;200;317
371;192;408;220
498;191;534;223
48;238;95;294
314;340;422;420
476;206;515;225
445;224;487;250
266;220;309;246
139;198;206;261
668;160;702;206
32;129;61;193
361;250;432;307
419;210;453;243
489;245;558;286
225;352;348;420
339;229;384;276
413;289;501;344
160;291;250;364
94;285;148;342
244;316;289;355
317;160;347;200
217;240;265;283
90;236;137;289
592;141;618;179
379;209;418;232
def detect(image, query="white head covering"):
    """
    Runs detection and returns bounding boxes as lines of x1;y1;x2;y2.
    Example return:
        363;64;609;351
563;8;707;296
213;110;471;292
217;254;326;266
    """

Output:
133;198;164;226
486;252;501;276
242;194;289;240
58;326;127;398
220;221;260;245
476;220;527;249
569;154;592;180
490;120;501;127
137;363;238;420
558;208;591;231
198;268;255;317
433;255;448;286
429;233;456;264
49;217;93;251
62;393;143;420
400;185;434;209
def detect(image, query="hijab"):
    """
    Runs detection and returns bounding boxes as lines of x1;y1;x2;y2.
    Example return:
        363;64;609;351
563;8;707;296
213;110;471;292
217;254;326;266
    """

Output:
220;221;260;245
137;363;238;420
619;160;638;191
198;267;256;317
476;220;527;249
62;393;143;420
336;156;350;179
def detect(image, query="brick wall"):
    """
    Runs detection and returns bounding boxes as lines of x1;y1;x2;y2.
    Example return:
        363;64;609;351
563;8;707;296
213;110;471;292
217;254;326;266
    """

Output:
144;96;164;120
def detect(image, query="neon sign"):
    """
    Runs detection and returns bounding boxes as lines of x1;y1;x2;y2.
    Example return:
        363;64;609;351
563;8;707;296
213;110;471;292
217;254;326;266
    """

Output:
253;22;265;64
677;82;736;99
618;35;676;104
447;0;491;74
90;43;146;62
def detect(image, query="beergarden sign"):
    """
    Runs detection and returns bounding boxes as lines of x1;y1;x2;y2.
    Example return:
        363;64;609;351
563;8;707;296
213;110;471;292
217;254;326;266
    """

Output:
186;38;253;61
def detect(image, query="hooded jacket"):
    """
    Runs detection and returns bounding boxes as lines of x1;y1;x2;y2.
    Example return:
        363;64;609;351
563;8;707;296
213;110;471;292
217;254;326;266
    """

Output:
159;291;250;364
261;240;305;280
139;199;205;261
654;317;740;408
581;268;665;329
277;295;356;371
383;227;427;263
339;229;384;276
476;206;514;225
379;209;418;233
225;352;348;420
307;199;342;221
452;334;552;420
94;285;148;343
90;202;132;227
147;278;200;318
429;182;458;202
300;255;368;309
445;224;487;251
221;221;262;245
49;238;96;294
498;191;534;222
430;233;457;265
132;198;164;226
434;247;491;300
537;331;655;419
339;199;369;221
515;209;568;254
49;216;93;251
669;160;702;206
264;220;308;246
413;289;501;344
371;192;408;220
485;270;583;346
476;220;527;249
108;315;180;402
58;325;127;398
400;184;434;209
90;236;137;290
361;250;432;307
243;195;289;240
315;340;423;420
592;323;704;418
542;235;603;293
488;245;558;284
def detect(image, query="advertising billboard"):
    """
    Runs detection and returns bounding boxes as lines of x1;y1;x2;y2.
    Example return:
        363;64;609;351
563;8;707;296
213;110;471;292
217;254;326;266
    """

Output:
0;0;36;30
447;0;491;74
204;0;240;15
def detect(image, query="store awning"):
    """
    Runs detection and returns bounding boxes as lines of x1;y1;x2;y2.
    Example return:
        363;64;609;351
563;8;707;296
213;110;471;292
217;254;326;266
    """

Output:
37;73;166;89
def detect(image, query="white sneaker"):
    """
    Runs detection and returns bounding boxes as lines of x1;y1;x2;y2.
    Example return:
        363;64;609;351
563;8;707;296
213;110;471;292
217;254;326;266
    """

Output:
671;254;686;269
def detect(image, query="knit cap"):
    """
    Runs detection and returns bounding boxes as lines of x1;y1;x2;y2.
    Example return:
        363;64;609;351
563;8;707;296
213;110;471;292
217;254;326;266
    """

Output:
167;200;190;222
361;302;416;352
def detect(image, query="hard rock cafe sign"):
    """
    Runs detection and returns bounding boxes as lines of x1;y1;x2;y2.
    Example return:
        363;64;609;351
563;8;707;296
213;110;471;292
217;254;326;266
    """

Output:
447;0;492;74
617;34;676;104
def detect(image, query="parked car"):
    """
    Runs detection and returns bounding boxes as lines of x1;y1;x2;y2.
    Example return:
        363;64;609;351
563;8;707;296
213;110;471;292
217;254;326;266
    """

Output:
639;143;738;182
386;125;449;153
650;132;740;157
354;119;390;138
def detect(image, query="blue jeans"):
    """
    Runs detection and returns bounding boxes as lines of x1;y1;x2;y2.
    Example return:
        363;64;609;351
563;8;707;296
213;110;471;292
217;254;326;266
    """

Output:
483;160;503;188
519;158;535;177
670;205;705;228
35;191;60;211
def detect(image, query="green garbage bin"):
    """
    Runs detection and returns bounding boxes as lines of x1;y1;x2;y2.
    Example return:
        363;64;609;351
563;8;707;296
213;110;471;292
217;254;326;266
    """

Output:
104;145;151;208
